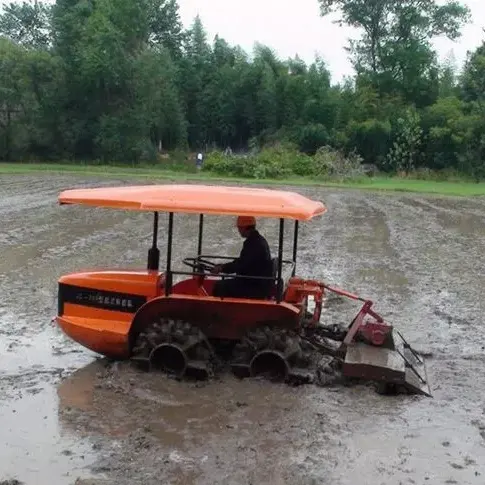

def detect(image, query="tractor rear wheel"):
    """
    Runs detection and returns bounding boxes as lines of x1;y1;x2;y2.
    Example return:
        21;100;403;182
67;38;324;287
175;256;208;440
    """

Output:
230;324;319;385
131;318;217;380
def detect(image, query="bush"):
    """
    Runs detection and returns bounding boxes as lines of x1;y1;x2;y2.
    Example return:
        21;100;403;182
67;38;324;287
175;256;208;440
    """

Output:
204;146;295;179
204;150;247;176
312;146;364;180
203;144;364;180
386;108;423;174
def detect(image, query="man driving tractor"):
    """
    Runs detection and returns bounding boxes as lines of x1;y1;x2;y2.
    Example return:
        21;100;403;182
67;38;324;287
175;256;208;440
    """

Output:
211;216;274;299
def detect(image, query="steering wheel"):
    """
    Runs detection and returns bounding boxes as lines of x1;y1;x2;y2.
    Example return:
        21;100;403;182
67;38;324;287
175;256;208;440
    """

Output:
182;257;216;273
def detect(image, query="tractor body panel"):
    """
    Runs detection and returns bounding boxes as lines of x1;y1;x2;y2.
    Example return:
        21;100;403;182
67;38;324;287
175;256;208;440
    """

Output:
128;294;301;346
56;269;303;358
56;269;165;358
57;314;131;358
171;277;216;297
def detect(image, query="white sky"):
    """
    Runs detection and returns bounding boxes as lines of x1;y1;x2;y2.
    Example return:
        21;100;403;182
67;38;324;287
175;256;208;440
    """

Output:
0;0;483;83
178;0;484;83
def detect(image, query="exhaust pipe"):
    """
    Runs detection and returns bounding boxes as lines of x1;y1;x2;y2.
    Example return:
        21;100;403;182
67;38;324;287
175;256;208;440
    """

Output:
250;350;290;383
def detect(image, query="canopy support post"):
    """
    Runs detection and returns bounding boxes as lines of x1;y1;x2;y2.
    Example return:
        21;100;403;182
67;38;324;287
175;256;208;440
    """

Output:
165;212;174;296
276;218;284;303
147;211;159;271
292;220;298;276
197;214;204;257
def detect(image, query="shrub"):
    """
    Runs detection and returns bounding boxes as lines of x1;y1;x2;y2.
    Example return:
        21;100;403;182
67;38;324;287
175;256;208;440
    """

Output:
386;108;423;174
312;146;364;180
203;144;364;181
205;145;310;179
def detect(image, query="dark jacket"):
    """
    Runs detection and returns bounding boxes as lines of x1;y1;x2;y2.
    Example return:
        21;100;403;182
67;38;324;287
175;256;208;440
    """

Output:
222;230;273;283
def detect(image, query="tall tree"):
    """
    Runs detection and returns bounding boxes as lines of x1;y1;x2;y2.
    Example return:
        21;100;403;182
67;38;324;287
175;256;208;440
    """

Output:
0;38;27;159
179;15;212;147
0;0;52;48
461;41;485;110
146;0;184;59
50;0;185;160
318;0;470;105
458;39;485;180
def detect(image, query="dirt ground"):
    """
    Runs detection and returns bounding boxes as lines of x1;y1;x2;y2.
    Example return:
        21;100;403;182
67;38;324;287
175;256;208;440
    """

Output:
0;174;484;485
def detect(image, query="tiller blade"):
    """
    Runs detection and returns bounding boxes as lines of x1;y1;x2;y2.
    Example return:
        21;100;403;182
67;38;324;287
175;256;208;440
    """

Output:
342;338;431;396
320;285;431;397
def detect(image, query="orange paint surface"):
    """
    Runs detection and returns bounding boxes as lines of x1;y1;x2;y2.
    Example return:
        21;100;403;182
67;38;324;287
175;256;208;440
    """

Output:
57;314;130;358
55;269;325;357
58;293;303;357
58;184;326;220
57;270;165;357
58;269;164;297
129;294;302;341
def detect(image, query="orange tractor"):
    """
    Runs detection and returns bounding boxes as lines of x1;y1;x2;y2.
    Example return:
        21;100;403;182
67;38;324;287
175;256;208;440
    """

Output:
55;184;430;396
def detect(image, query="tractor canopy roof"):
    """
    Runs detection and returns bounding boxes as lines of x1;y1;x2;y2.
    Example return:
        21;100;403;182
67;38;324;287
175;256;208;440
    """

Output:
58;184;326;221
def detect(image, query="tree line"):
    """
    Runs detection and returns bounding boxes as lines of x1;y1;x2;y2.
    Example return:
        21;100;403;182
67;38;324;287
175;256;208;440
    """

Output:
0;0;484;179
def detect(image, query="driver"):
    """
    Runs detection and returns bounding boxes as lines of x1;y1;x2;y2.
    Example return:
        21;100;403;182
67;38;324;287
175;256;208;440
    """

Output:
211;216;274;299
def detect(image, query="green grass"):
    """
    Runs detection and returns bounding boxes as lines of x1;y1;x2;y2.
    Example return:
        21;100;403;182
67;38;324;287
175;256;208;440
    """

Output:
1;161;485;197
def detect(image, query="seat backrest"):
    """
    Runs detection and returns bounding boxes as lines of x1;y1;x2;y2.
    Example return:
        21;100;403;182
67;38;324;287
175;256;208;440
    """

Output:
271;257;279;278
271;257;291;297
273;257;296;297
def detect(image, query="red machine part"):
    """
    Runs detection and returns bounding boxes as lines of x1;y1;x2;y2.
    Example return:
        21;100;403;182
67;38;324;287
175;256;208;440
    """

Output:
357;318;393;346
315;283;393;348
285;278;325;325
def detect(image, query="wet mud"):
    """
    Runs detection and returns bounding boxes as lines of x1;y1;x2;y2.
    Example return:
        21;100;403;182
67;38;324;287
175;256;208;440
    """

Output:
1;174;484;484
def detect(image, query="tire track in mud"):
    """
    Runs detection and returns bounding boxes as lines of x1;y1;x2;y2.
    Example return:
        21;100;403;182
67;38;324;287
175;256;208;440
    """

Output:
0;178;148;376
1;176;485;485
239;187;485;485
0;175;85;218
0;176;146;485
367;194;484;344
320;192;485;485
58;360;355;485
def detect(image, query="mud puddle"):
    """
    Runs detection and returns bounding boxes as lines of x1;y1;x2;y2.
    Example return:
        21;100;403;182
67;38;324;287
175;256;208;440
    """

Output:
1;174;485;484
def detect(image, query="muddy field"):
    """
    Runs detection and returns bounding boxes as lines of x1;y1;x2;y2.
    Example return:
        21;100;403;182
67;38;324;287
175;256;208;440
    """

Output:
0;174;484;485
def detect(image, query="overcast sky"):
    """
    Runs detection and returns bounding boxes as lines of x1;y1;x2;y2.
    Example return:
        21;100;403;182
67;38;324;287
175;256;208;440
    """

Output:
178;0;484;83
